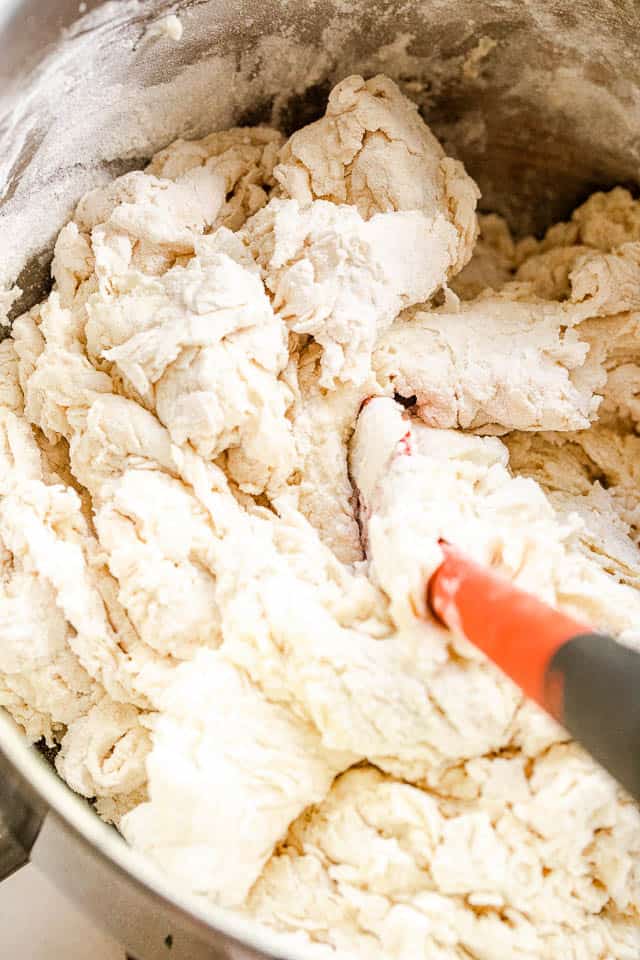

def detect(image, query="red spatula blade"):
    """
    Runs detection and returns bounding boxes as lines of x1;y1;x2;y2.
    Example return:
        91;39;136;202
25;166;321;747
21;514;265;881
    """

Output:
427;541;590;717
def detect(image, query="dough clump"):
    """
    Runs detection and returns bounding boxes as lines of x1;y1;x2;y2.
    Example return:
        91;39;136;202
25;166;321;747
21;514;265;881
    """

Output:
1;77;639;958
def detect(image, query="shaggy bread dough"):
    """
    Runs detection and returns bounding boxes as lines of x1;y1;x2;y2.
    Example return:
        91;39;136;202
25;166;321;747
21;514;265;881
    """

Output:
450;212;516;299
1;75;640;958
273;73;479;274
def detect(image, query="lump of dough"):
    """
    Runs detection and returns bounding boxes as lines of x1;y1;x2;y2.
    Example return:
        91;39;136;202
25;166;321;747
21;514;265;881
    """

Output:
510;236;640;431
249;763;640;960
0;565;99;743
517;241;640;314
54;125;282;294
77;127;282;260
87;229;296;496
373;294;604;433
121;651;352;907
245;197;459;387
0;341;153;824
515;244;593;300
514;188;640;265
571;187;640;249
248;74;479;387
458;195;640;315
275;74;479;272
375;242;640;435
76;169;224;260
0;388;146;708
578;311;640;430
506;427;640;591
56;698;151;801
146;125;283;231
513;188;640;294
284;343;371;564
14;296;224;664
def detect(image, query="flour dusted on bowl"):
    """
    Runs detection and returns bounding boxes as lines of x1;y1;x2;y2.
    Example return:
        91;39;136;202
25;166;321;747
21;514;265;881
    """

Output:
0;74;639;958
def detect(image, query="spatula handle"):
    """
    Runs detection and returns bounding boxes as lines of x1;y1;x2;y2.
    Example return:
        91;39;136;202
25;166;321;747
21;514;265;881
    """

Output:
428;542;640;800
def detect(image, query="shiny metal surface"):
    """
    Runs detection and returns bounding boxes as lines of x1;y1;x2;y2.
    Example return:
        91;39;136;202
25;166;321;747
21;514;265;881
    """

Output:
0;1;640;957
0;810;32;881
0;733;44;880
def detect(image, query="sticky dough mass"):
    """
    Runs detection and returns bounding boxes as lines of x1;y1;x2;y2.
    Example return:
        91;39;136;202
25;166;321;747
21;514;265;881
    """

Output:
1;74;640;958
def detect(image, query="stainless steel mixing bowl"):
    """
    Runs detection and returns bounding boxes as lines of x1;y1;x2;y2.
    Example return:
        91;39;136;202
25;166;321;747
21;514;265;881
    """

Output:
0;1;639;957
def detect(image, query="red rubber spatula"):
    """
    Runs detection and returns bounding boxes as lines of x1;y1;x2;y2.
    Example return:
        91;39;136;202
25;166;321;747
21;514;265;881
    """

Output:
427;540;640;801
